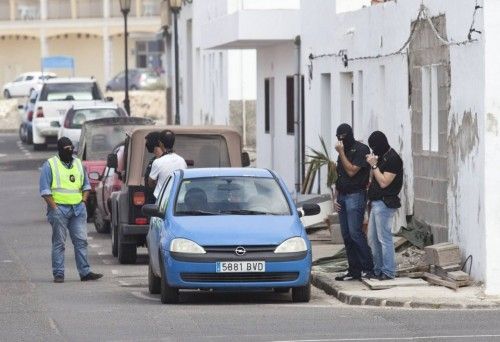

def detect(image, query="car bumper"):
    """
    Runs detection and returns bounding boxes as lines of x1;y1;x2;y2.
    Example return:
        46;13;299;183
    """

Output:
122;224;149;236
162;250;312;289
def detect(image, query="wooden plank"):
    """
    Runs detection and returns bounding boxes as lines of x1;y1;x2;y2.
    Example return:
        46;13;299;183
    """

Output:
447;271;469;281
431;264;461;278
362;277;429;290
423;272;458;290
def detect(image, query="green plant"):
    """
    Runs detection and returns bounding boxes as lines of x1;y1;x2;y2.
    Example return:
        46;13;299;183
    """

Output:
305;136;338;197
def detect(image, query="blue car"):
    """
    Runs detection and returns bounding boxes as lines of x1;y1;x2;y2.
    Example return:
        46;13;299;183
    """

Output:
143;168;320;304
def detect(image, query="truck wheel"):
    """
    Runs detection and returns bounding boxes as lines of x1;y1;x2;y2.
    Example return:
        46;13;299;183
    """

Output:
160;255;179;304
148;259;161;294
292;281;311;303
117;225;137;264
33;143;47;151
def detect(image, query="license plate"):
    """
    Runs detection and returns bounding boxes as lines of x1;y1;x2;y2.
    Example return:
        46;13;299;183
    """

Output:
216;261;265;273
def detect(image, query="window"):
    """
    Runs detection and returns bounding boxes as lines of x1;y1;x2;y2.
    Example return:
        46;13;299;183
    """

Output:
25;76;34;81
286;76;294;134
421;65;439;152
340;72;354;129
264;78;270;133
136;40;164;70
320;74;332;150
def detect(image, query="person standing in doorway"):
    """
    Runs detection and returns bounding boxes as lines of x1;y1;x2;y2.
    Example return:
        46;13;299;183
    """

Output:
334;124;374;281
148;130;187;199
39;137;103;283
366;131;403;280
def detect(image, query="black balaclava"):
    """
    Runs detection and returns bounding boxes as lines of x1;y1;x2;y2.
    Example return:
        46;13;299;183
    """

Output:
336;123;355;150
145;131;161;154
57;137;74;163
368;131;391;156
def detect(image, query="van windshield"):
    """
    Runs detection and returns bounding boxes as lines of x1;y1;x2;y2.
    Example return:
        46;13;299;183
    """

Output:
40;83;102;101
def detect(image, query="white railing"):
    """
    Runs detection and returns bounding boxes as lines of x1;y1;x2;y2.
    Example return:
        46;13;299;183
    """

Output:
47;0;72;19
77;0;104;18
16;1;40;20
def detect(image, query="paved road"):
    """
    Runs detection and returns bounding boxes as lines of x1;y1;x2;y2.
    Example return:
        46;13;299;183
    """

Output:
2;133;500;342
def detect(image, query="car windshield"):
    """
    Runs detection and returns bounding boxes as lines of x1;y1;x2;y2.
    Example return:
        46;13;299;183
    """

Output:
85;125;132;160
69;108;121;129
40;82;102;101
174;177;291;216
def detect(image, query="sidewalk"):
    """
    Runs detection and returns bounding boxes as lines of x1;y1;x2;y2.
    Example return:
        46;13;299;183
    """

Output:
308;228;500;310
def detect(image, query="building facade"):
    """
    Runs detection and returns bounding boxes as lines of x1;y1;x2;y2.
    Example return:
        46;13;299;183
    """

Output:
0;0;161;90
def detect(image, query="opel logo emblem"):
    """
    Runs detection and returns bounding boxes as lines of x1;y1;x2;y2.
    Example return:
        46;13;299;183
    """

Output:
235;246;246;256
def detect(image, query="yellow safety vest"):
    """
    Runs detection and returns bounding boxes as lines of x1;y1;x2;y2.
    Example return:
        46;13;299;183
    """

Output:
48;156;84;205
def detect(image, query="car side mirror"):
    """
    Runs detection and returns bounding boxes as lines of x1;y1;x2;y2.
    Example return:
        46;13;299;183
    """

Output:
298;203;321;218
105;96;114;102
142;204;163;218
241;152;250;167
88;172;101;181
107;153;118;169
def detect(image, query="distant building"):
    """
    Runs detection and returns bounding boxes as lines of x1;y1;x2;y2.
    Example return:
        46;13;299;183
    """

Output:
0;0;162;89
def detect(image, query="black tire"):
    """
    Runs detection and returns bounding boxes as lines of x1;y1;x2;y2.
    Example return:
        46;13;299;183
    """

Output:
160;255;179;304
148;259;161;294
19;126;25;143
111;220;118;257
33;143;47;151
117;225;137;264
27;130;33;145
274;288;290;294
3;89;10;99
292;281;311;303
94;208;110;234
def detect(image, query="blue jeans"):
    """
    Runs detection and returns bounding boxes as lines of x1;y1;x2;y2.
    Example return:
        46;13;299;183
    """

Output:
367;200;397;278
337;191;373;277
47;205;90;278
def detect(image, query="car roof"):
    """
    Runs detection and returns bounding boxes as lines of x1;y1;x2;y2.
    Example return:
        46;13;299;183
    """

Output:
21;72;56;77
43;77;96;84
179;168;273;179
72;102;119;110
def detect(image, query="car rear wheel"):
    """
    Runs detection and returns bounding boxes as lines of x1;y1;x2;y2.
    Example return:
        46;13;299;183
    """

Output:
3;90;10;99
292;281;311;303
94;207;110;234
117;225;137;264
160;255;179;304
111;220;118;257
27;130;33;145
148;259;161;294
19;125;25;143
33;143;47;151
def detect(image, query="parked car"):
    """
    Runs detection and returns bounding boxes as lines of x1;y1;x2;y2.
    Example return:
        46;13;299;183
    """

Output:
142;167;320;304
105;69;164;91
58;103;127;146
32;77;106;150
109;126;251;264
18;87;41;144
77;117;156;222
3;72;56;98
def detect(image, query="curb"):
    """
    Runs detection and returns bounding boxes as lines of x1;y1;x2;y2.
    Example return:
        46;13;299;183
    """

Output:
311;271;500;310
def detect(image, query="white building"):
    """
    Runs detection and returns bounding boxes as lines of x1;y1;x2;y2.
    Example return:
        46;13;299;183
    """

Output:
200;0;500;295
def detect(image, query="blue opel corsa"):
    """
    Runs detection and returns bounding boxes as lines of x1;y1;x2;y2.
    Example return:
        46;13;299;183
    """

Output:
143;168;320;304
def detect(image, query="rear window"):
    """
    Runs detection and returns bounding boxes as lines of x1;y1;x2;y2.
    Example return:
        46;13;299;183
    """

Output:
67;108;122;129
85;125;133;161
40;82;102;101
141;135;231;175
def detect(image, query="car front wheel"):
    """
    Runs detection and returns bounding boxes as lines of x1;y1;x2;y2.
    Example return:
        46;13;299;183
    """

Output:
292;280;311;303
160;255;179;304
3;89;10;98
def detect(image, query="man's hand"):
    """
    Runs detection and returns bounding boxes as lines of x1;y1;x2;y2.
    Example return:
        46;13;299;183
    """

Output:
335;141;345;154
334;201;341;213
366;154;378;167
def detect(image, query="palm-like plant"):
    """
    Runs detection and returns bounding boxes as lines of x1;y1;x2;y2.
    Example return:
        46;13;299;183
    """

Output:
305;136;338;198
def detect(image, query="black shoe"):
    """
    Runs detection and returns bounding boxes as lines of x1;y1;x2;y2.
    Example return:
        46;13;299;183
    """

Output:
53;276;64;283
335;272;361;281
362;271;376;279
378;273;394;281
80;272;103;281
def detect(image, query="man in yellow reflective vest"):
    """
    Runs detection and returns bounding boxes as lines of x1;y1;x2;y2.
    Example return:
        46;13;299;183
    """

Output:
39;137;103;283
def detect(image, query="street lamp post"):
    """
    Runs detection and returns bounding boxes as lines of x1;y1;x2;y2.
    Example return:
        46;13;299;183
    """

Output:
119;0;131;116
169;0;182;125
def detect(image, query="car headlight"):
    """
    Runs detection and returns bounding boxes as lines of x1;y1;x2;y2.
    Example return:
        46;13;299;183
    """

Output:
274;237;307;253
170;238;206;254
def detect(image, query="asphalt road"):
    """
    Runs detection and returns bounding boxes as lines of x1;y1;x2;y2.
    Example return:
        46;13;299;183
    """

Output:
2;132;500;342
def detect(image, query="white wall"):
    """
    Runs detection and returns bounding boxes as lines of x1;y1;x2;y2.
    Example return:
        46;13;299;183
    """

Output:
228;50;257;101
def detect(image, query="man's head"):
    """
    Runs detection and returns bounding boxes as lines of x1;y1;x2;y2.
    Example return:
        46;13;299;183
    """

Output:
145;131;161;156
336;123;355;150
159;129;175;152
57;137;74;163
368;131;390;156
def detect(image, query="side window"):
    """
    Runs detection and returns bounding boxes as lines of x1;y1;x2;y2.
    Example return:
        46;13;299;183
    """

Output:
25;76;34;81
158;177;174;213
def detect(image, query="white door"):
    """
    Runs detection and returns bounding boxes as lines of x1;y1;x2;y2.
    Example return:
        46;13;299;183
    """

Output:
9;76;25;96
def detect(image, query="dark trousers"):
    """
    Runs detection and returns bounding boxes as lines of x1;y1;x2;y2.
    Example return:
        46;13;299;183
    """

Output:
337;191;373;277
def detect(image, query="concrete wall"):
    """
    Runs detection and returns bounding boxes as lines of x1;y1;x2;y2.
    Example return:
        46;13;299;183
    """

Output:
0;36;41;88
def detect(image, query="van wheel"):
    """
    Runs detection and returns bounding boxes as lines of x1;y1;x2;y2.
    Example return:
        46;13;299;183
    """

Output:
117;226;137;264
33;143;47;151
148;259;161;294
160;255;179;304
292;281;311;303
